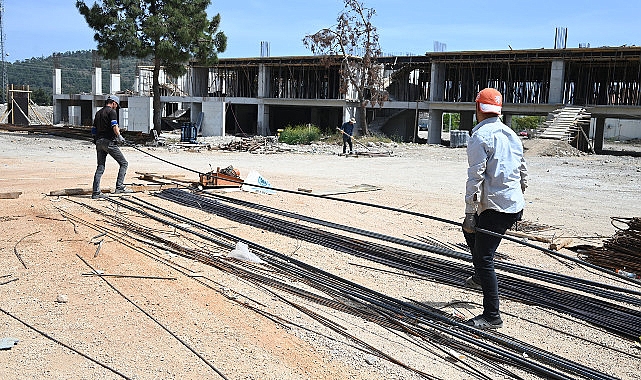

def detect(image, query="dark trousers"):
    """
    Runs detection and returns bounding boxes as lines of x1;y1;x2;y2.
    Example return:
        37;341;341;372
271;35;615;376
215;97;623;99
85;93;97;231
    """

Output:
463;209;522;320
92;138;128;195
342;135;353;153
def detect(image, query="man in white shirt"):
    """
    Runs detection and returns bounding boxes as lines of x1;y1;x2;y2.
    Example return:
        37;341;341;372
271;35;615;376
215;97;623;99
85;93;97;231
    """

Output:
462;88;528;329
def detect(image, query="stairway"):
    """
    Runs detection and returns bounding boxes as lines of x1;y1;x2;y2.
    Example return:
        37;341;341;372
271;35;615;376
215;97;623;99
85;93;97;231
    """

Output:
539;106;590;141
538;106;594;152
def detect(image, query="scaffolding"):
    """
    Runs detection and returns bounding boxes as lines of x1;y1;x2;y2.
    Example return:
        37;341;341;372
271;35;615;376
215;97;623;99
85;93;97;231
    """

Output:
1;85;50;125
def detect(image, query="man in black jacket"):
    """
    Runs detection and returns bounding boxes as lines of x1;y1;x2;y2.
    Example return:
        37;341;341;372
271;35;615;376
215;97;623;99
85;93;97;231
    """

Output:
91;95;130;199
340;117;356;154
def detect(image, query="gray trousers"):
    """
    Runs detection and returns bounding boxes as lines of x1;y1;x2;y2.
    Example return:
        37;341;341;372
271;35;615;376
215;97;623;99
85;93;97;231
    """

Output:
92;138;128;195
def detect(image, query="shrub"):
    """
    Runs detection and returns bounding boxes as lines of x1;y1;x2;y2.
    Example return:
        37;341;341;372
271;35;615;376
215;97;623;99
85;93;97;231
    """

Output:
512;116;544;131
278;124;322;144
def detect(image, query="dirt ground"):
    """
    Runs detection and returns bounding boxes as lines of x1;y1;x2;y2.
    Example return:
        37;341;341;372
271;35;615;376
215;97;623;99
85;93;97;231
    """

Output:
1;130;640;380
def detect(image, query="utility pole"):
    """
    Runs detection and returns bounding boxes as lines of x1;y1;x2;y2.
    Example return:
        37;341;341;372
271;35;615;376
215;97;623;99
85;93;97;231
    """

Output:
0;0;6;103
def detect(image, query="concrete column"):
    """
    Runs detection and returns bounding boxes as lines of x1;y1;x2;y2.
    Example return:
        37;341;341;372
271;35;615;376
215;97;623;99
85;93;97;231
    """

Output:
110;73;121;94
127;96;153;133
53;97;62;124
201;100;225;136
503;114;513;128
258;64;270;98
92;67;102;95
257;102;270;136
460;111;474;133
593;117;605;153
428;109;443;144
549;60;565;104
429;63;445;102
53;68;62;95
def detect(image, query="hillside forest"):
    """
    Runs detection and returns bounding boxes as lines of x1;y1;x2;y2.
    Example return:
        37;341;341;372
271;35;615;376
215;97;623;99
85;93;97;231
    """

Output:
5;50;149;105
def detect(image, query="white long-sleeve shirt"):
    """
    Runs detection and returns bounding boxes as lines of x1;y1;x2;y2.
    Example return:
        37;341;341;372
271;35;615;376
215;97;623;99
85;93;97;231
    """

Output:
465;116;527;214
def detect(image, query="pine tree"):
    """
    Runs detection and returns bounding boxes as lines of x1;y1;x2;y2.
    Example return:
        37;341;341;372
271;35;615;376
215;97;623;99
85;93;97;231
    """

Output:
76;0;227;131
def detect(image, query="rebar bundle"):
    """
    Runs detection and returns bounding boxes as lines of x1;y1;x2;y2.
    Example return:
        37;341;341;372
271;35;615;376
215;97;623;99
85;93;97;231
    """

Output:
582;217;641;276
100;194;621;380
154;189;641;342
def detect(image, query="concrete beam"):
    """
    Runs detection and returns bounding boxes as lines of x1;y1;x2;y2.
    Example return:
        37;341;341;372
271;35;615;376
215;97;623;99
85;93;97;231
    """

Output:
585;105;641;119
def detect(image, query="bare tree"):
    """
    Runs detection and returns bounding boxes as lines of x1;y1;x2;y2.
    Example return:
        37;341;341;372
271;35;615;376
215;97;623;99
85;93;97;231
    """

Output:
303;0;386;135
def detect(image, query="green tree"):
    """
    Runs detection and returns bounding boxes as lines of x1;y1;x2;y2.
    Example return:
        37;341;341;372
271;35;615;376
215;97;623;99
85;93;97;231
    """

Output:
443;113;460;130
303;0;386;136
512;115;544;131
76;0;227;132
31;88;52;106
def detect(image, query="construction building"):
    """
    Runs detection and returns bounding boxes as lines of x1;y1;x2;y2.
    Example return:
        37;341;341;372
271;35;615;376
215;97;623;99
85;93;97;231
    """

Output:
52;46;641;152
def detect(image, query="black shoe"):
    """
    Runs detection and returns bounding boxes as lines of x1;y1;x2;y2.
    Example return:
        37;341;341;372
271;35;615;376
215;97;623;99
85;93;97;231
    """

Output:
464;315;503;329
114;187;133;194
91;193;106;199
465;275;482;290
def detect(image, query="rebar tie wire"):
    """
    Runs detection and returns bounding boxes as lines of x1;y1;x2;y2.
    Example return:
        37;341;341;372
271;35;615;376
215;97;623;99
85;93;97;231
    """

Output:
125;141;639;286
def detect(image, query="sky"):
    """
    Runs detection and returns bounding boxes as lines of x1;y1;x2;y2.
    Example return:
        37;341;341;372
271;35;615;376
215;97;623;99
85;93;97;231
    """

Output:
3;0;641;63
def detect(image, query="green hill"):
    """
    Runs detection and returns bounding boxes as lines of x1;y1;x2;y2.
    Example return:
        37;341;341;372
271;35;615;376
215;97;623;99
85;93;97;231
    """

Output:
5;50;150;105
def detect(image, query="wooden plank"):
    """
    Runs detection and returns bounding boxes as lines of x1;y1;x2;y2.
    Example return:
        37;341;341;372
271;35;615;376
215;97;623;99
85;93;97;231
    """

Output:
135;172;186;181
549;238;574;251
0;191;22;199
129;183;180;192
505;230;552;243
49;188;113;196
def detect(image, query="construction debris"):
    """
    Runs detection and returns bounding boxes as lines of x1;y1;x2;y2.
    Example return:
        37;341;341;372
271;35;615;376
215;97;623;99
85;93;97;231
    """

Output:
214;136;280;153
0;337;19;350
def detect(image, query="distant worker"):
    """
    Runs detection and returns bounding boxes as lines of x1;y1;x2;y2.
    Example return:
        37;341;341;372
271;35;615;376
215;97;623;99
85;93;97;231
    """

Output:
462;88;528;329
91;95;131;199
339;117;356;155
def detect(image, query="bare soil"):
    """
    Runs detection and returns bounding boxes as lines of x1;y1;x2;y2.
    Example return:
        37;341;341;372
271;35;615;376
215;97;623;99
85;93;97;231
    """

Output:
1;131;640;379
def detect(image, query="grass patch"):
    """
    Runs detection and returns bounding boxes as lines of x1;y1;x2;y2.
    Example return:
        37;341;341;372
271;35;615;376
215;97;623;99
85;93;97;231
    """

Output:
278;124;322;145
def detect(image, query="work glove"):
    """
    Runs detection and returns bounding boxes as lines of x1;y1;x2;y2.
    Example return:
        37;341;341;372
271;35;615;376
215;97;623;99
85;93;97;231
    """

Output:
116;134;126;145
462;213;476;234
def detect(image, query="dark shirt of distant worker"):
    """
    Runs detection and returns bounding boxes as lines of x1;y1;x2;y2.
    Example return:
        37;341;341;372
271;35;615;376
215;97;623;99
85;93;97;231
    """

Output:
341;121;354;136
94;106;119;140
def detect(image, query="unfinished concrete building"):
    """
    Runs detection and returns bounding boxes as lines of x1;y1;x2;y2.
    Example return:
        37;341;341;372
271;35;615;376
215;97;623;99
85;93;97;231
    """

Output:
52;46;641;152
